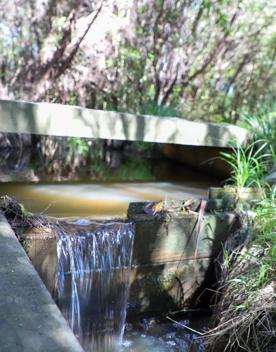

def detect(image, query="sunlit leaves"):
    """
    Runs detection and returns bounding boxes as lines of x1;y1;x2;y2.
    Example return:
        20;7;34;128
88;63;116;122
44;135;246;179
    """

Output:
0;0;276;119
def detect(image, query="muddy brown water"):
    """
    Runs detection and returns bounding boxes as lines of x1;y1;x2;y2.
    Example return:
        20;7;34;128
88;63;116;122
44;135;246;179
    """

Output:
0;181;213;352
0;181;216;218
0;178;216;351
0;140;221;351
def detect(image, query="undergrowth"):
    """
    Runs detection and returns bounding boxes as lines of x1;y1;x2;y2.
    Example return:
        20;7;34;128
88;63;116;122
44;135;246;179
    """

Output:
0;195;52;237
241;107;276;162
206;188;276;351
206;137;276;351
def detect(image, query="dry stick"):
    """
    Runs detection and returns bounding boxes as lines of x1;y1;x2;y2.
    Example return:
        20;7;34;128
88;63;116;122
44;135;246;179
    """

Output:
39;202;54;215
166;316;205;336
205;304;276;339
194;199;207;257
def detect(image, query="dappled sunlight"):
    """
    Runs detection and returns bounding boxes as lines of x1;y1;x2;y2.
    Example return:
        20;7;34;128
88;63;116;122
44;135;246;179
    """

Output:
0;1;275;351
0;99;248;147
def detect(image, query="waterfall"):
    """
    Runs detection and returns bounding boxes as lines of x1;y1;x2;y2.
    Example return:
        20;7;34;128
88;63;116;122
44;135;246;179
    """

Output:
54;220;135;352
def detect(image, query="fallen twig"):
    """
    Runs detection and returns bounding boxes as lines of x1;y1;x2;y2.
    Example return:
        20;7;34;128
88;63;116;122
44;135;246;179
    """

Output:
166;315;205;336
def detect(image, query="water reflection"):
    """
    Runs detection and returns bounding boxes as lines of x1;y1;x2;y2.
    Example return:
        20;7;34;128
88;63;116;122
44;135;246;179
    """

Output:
0;147;38;182
0;140;221;184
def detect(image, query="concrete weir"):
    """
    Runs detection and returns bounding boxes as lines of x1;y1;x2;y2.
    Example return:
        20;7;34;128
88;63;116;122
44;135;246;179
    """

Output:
20;199;240;316
0;213;84;352
0;196;241;350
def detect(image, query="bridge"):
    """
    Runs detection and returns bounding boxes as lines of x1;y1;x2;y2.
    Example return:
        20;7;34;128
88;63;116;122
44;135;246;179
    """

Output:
0;99;248;147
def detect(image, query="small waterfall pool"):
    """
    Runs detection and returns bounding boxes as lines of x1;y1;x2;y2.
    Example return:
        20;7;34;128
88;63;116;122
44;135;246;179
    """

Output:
122;317;206;352
46;219;208;352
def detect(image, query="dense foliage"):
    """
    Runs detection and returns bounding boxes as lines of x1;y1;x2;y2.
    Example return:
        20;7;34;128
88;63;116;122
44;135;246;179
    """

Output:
1;0;276;122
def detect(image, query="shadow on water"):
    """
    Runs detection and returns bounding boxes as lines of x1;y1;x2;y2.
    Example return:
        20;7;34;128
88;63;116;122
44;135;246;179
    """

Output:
0;138;220;218
0;135;222;184
0;141;218;218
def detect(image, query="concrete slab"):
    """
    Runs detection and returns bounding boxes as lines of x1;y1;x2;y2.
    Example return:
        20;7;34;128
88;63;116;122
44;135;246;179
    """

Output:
0;213;84;352
0;99;248;147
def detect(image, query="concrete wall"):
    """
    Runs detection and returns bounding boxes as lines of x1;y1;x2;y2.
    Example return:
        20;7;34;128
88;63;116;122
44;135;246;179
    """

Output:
0;99;248;147
127;201;239;314
0;213;84;352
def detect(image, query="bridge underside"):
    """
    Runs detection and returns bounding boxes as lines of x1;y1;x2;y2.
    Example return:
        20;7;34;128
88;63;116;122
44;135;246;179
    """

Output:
0;99;247;147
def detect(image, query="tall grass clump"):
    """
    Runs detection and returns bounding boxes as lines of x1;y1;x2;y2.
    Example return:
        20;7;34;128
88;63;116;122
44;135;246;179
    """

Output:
220;141;270;188
255;185;276;267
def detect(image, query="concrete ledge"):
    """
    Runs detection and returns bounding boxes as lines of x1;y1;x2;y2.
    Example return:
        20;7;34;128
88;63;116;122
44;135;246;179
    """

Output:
0;99;248;147
0;213;84;352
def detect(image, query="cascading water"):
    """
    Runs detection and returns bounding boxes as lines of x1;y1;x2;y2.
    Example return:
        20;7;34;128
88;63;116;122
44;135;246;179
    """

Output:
54;220;135;352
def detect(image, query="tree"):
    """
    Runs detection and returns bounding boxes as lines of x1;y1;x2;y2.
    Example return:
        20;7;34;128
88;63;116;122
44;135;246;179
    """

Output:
1;0;276;122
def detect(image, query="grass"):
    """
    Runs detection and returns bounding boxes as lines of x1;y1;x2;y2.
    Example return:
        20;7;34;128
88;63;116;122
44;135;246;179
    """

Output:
255;185;276;267
206;192;276;352
220;141;270;188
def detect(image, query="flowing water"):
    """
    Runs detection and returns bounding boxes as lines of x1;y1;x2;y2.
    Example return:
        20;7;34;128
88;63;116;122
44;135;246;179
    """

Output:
122;317;207;352
0;181;213;351
0;181;214;218
51;218;208;352
0;148;217;351
54;220;135;352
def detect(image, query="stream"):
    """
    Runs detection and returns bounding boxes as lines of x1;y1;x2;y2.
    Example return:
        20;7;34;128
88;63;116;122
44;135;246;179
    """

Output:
0;180;212;351
0;181;211;218
51;219;208;352
0;148;216;352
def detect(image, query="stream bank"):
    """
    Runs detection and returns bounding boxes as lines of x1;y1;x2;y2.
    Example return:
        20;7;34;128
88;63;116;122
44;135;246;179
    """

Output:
205;187;276;352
